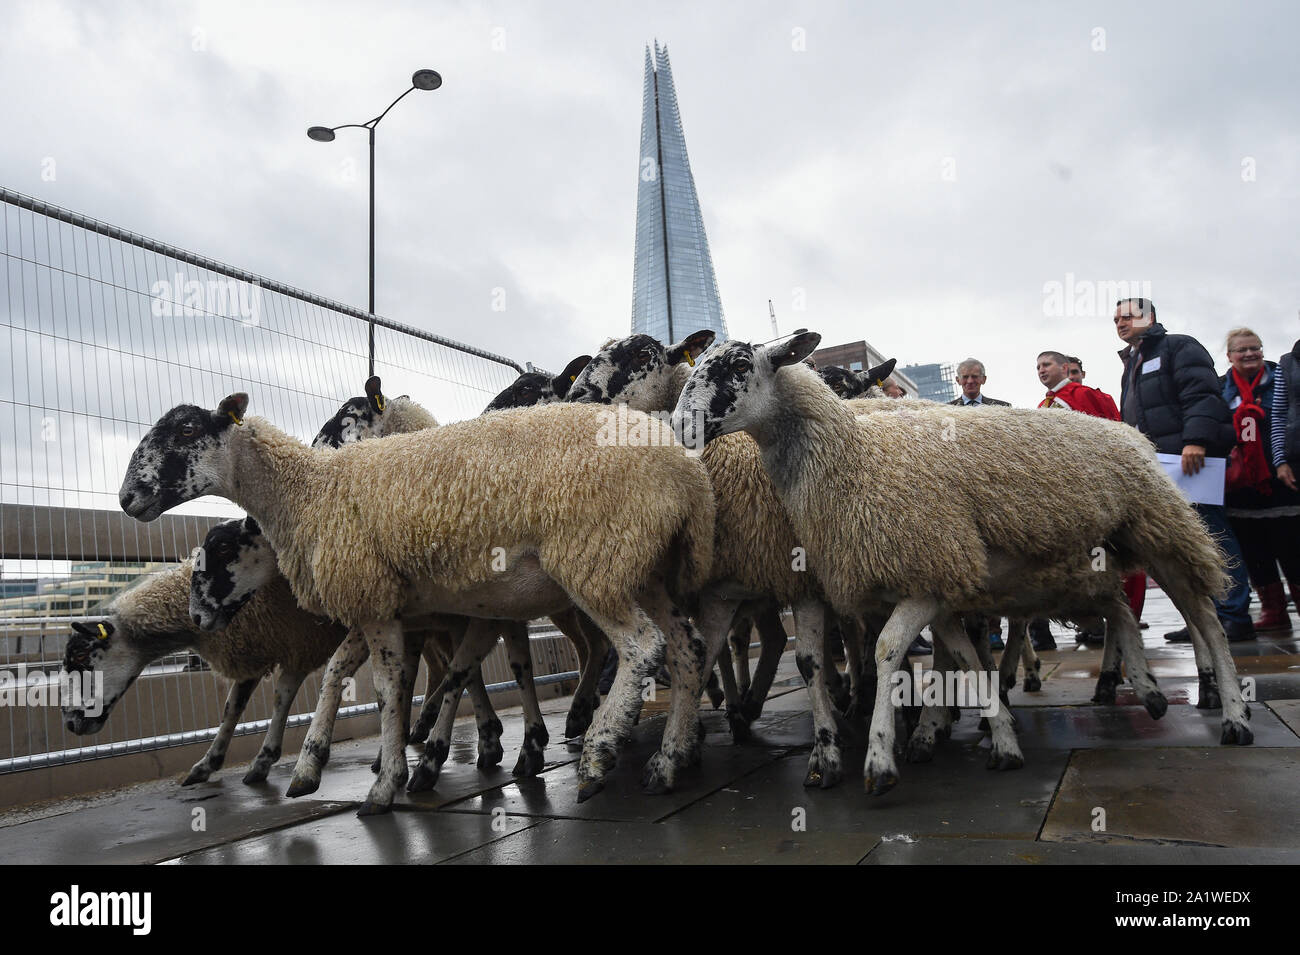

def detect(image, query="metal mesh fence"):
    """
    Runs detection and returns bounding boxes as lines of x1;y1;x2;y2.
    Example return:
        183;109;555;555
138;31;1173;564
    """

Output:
0;188;577;776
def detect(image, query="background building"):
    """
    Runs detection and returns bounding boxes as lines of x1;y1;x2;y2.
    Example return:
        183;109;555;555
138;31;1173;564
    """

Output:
630;41;727;345
811;340;919;396
901;362;958;403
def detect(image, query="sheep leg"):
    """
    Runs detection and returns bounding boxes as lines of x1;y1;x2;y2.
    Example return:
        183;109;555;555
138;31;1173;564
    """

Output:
465;669;504;769
823;628;851;714
865;597;939;796
1019;630;1042;692
358;619;414;816
791;597;848;788
575;605;665;801
504;621;549;777
693;592;747;740
243;668;307;784
932;614;1024;771
740;604;791;723
408;633;450;745
1093;617;1123;704
1103;601;1166;719
999;618;1024;696
641;582;712;794
408;619;502;792
287;629;370;798
552;608;602;739
730;612;754;698
183;678;257;785
841;614;867;720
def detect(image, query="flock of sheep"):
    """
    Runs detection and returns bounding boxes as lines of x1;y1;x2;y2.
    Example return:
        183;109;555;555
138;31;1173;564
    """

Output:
61;328;1253;818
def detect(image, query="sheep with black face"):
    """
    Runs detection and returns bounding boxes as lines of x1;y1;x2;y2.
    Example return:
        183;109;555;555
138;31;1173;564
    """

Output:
672;332;1251;797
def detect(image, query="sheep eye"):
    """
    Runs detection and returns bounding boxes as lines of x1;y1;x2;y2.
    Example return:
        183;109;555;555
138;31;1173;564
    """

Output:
733;361;752;375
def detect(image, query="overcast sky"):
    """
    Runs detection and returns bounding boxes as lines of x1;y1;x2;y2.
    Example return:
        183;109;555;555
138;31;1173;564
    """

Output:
2;0;1297;408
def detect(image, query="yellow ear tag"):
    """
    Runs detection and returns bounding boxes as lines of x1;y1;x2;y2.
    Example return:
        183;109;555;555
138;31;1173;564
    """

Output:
876;379;884;387
684;350;695;367
376;394;386;412
96;623;109;640
228;410;244;426
569;375;576;382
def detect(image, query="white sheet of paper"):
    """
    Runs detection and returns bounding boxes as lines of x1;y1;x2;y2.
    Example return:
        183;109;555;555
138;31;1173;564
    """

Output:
1156;453;1225;506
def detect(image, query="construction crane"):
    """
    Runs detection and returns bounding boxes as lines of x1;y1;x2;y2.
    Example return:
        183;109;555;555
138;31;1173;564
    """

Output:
768;299;779;338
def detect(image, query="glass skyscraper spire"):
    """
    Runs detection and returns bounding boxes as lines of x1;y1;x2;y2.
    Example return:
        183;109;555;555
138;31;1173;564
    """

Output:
631;41;728;344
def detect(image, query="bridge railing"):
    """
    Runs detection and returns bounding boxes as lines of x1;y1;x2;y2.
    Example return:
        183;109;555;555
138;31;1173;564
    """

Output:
0;187;576;782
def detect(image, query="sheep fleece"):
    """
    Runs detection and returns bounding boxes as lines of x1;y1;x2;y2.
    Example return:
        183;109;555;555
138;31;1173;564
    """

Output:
229;403;715;627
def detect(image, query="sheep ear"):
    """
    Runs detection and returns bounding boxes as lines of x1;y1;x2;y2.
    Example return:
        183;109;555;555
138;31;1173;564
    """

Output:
553;355;592;398
70;621;93;636
243;515;261;536
666;330;716;367
767;331;821;370
216;393;249;427
865;358;896;386
365;376;385;413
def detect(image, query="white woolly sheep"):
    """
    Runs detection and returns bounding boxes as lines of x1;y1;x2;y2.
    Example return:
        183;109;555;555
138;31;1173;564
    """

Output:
672;333;1252;797
60;560;348;786
120;397;715;812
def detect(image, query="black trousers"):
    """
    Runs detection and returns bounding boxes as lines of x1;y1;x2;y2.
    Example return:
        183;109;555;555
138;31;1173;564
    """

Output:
1228;514;1300;594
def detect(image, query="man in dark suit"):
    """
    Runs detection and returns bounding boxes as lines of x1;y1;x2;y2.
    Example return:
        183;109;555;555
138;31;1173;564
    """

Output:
948;358;1010;649
949;358;1011;407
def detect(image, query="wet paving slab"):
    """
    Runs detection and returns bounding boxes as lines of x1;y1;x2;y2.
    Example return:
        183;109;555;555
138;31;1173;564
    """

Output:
164;805;540;865
1266;699;1300;738
860;836;1300;865
442;817;879;865
662;746;1070;840
1006;702;1300;749
1041;747;1300;849
439;730;795;824
3;781;352;865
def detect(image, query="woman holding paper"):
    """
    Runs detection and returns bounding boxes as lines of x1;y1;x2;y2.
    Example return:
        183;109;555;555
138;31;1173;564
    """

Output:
1221;328;1300;633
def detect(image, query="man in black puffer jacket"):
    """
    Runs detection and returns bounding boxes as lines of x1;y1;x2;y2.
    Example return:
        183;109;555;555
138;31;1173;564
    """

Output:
1115;298;1255;641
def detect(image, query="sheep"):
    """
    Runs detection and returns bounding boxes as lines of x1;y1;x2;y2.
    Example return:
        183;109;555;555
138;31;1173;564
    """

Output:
843;396;1044;696
671;332;1252;797
483;355;593;412
60;559;348;786
120;396;715;812
818;361;897;399
193;377;583;790
569;332;944;785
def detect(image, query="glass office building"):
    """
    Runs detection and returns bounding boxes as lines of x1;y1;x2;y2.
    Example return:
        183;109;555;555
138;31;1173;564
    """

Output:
631;42;728;344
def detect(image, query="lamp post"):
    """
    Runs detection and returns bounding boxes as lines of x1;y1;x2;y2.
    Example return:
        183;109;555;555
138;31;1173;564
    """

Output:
309;68;442;376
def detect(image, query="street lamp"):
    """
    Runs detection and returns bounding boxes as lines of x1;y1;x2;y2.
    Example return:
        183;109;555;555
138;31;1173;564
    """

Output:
309;69;442;375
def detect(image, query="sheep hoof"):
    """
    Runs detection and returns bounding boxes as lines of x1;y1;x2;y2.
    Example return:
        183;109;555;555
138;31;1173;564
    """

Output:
864;769;899;796
1197;677;1221;710
242;766;271;786
181;765;212;786
726;707;753;743
407;761;440;792
478;741;505;770
1023;672;1042;693
1221;720;1253;746
356;799;392;817
1092;671;1120;705
1143;690;1169;720
576;776;605;802
564;696;596;739
904;736;935;764
640;752;676;794
285;774;320;798
987;750;1024;771
512;746;545;778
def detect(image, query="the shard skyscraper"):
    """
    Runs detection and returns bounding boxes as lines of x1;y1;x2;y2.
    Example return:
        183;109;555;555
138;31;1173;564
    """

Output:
630;41;728;344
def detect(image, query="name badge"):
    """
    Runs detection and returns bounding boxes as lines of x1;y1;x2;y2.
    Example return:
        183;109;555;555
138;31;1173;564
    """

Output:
1141;356;1161;374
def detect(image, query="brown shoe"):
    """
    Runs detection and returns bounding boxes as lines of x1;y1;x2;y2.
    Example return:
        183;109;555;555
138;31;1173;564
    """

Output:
1254;581;1292;632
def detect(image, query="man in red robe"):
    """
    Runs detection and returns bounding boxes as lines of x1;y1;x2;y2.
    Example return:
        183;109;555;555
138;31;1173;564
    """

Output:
1036;350;1147;633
